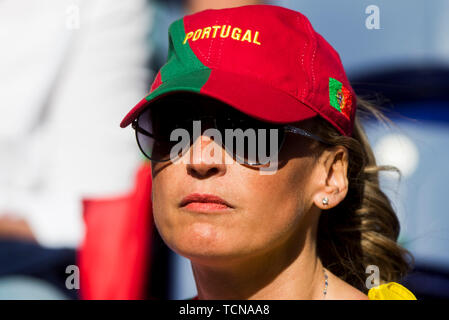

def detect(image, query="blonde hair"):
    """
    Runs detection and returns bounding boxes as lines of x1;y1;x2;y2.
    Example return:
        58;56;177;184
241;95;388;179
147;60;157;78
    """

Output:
314;96;414;293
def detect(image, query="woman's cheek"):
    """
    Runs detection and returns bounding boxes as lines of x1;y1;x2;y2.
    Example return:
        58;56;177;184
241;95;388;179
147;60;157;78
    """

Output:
151;175;179;239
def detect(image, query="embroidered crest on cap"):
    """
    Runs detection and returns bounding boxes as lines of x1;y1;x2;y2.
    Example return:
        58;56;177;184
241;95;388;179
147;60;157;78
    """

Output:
329;77;352;120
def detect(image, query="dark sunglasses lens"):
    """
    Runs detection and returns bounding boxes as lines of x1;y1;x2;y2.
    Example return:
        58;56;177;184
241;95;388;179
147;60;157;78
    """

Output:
136;107;190;161
134;96;285;165
217;115;284;165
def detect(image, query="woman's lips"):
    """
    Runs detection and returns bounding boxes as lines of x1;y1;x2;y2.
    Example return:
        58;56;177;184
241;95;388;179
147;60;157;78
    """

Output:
180;193;234;212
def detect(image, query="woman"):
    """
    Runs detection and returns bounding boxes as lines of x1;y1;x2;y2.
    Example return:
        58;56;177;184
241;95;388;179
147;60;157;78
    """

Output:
120;5;416;300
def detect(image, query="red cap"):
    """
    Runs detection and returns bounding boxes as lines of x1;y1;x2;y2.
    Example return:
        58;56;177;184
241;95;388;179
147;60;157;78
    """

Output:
120;4;356;136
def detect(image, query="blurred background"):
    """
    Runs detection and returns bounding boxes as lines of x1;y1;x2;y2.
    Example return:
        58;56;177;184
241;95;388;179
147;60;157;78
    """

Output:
0;0;448;300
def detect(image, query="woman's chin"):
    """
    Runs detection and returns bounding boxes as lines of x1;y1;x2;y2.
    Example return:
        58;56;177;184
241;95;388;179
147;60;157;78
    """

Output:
170;237;236;260
169;236;250;266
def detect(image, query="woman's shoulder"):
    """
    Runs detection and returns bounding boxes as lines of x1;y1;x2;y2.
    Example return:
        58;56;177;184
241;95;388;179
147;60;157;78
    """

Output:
367;282;417;300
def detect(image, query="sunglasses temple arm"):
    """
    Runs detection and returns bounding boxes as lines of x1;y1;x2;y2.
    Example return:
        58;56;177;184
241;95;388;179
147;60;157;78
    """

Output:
283;125;329;144
132;121;155;138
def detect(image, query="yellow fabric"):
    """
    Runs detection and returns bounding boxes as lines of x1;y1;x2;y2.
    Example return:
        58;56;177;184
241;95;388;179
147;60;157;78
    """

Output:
368;282;417;300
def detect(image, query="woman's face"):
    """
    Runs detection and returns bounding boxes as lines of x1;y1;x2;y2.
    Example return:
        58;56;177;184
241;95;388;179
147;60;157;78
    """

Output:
150;97;325;266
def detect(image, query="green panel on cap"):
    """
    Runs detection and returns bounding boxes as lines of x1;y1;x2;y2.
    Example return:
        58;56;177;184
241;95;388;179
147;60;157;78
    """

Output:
329;77;343;112
146;18;211;101
146;69;212;101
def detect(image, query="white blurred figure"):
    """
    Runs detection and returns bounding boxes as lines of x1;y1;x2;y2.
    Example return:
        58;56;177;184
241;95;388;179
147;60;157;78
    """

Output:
0;0;152;247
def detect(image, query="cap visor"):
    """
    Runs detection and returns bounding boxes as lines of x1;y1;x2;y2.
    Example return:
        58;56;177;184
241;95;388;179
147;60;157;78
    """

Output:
120;68;317;128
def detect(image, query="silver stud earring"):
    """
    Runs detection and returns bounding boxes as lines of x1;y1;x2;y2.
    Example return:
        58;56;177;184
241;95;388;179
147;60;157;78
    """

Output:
322;197;329;205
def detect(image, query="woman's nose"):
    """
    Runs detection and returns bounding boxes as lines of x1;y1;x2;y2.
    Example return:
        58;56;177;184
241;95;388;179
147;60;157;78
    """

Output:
186;134;227;178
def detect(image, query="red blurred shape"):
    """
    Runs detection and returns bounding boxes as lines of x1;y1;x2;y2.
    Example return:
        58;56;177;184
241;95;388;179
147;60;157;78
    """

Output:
78;162;152;300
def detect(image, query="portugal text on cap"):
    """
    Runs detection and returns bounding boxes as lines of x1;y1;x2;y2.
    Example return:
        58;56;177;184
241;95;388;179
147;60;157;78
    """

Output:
183;25;261;45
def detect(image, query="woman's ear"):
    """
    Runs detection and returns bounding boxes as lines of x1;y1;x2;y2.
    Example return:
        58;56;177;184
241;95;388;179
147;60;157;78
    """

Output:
313;146;349;210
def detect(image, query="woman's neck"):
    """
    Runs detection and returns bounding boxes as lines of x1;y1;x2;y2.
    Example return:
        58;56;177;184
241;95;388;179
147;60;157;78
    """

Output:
191;227;325;300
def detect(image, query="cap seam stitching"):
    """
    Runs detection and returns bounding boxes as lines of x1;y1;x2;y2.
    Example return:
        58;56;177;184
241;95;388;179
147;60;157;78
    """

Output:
298;14;309;100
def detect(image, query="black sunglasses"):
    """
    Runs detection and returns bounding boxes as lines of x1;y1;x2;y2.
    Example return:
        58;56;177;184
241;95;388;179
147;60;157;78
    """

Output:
131;96;328;166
